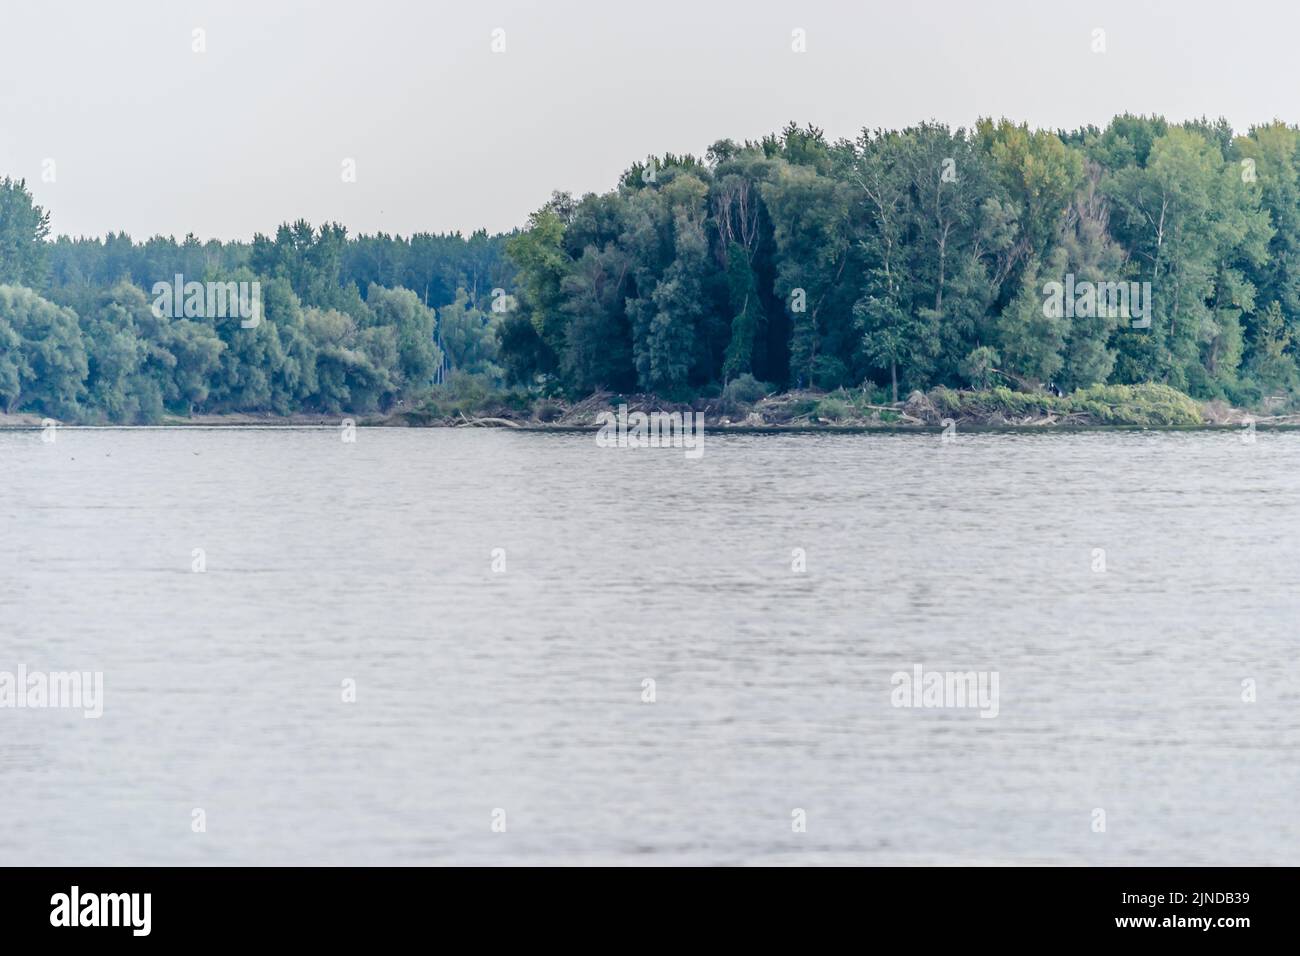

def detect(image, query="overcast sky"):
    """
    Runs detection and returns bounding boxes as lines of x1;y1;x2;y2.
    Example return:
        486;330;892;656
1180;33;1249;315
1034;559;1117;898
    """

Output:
1;0;1296;240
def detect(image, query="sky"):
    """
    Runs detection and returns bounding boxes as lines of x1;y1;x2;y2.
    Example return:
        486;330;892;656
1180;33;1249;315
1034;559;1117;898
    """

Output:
1;0;1297;241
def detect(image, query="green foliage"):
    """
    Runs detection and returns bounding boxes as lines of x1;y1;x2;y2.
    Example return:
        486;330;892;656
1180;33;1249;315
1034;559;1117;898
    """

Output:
365;284;442;389
491;116;1300;410
1245;300;1296;391
438;288;501;379
418;370;499;419
0;284;87;416
929;384;962;414
0;178;50;287
14;113;1300;421
814;396;853;422
303;307;396;413
505;201;570;358
959;347;1000;390
1067;383;1203;426
721;372;770;407
993;260;1065;384
929;382;1202;426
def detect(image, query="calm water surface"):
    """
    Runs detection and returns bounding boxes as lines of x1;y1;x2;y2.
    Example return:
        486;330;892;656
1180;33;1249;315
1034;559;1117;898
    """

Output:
1;427;1297;865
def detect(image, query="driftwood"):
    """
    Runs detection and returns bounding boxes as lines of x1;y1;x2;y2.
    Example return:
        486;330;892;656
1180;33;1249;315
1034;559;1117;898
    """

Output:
858;403;928;424
1242;413;1300;424
988;366;1036;391
456;413;521;428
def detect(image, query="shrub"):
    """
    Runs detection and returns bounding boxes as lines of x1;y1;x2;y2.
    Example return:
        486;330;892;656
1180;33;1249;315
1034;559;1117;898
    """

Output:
929;385;961;414
721;373;770;408
1068;383;1202;426
814;397;853;422
419;370;495;418
960;346;1001;390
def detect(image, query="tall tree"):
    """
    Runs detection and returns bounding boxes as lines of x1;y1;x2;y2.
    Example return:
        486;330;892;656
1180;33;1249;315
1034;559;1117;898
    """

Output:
0;178;50;287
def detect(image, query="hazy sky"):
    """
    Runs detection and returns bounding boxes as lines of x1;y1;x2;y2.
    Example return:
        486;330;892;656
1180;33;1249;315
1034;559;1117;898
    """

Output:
2;0;1297;240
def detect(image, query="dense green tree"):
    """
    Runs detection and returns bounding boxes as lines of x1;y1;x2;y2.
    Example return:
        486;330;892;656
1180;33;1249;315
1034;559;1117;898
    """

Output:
559;244;634;391
1246;300;1296;392
439;288;502;378
0;178;51;287
165;319;225;414
0;284;87;416
1106;126;1271;391
13;114;1300;422
303;308;397;413
993;259;1066;385
364;284;442;390
1050;165;1126;390
0;311;22;412
633;176;711;395
762;161;854;388
505;198;573;363
79;282;165;422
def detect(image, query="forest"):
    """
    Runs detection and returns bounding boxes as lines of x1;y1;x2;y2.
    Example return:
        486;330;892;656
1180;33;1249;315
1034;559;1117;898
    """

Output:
3;113;1300;423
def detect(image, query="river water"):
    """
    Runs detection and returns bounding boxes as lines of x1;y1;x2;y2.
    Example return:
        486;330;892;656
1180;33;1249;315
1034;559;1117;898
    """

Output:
1;427;1296;864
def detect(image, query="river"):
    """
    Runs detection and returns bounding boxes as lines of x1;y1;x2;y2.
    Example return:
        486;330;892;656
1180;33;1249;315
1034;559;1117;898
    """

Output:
1;427;1296;864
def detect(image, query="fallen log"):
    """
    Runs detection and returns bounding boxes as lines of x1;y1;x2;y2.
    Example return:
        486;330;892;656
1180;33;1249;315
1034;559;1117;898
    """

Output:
456;414;521;428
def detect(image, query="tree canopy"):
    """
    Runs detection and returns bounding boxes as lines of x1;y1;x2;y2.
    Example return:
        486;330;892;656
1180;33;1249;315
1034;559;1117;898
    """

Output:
5;114;1300;421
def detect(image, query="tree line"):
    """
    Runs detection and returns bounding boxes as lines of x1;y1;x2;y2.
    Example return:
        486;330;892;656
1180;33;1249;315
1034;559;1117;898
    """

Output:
4;113;1300;422
0;189;515;420
502;115;1295;407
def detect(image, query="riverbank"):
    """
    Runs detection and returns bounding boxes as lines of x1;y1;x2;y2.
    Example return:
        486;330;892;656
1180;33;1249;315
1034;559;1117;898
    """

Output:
5;383;1300;430
388;382;1292;430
